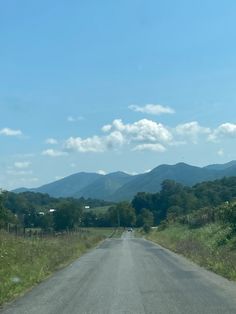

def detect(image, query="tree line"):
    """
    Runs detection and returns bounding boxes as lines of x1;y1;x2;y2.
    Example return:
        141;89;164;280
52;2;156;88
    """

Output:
0;191;112;231
131;177;236;231
1;176;236;232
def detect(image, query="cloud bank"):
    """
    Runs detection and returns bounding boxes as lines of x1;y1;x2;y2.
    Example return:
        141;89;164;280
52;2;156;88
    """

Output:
65;119;172;153
39;118;236;157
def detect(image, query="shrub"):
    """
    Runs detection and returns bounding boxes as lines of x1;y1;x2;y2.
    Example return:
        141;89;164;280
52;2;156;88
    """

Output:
143;224;151;233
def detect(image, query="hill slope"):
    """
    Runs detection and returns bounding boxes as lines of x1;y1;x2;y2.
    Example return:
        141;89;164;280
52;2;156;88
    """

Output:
13;161;236;202
204;160;236;171
18;172;102;198
74;171;133;200
110;162;236;201
110;163;215;201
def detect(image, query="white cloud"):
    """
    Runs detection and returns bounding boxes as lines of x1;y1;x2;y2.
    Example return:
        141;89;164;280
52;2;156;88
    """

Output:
0;128;22;136
97;170;107;175
133;143;166;152
209;123;236;142
42;149;68;157
176;121;211;143
106;119;173;143
67;116;84;123
14;161;31;169
65;119;172;153
65;136;105;153
129;104;175;115
106;131;125;150
49;119;236;157
45;138;58;145
102;124;112;132
65;131;125;153
217;149;224;156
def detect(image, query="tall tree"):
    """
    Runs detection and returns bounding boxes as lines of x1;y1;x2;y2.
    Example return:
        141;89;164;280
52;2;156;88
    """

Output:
108;202;136;227
54;201;82;231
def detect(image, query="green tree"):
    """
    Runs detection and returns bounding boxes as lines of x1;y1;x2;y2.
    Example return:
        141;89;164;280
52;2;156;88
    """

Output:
54;201;82;231
136;208;154;227
132;192;151;215
0;190;17;227
81;211;97;227
38;213;54;230
108;202;136;227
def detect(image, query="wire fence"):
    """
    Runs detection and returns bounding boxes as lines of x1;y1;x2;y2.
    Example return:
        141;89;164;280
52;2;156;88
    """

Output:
1;223;90;239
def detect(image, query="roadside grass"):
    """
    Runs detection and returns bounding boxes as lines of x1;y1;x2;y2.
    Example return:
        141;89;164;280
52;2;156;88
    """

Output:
0;228;117;306
85;227;114;237
113;228;125;238
86;227;123;238
132;228;144;237
147;223;236;281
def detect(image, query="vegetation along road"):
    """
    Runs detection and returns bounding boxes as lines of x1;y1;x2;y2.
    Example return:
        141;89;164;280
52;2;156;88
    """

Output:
1;231;236;314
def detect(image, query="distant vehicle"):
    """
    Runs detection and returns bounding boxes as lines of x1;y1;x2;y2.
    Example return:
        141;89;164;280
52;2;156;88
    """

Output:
127;228;133;232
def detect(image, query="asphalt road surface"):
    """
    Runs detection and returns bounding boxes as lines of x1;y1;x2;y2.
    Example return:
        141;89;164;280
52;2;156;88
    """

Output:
1;231;236;314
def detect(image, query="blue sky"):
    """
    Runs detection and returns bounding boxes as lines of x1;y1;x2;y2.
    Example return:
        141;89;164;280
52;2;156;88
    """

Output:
1;0;236;190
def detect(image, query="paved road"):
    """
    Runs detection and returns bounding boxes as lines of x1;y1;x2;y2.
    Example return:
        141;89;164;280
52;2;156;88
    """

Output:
1;232;236;314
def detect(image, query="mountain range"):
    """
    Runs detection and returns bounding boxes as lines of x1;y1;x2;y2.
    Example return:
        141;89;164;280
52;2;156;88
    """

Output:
13;161;236;202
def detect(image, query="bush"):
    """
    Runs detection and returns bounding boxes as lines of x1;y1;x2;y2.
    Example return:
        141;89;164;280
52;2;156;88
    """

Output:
143;224;151;233
216;204;236;230
158;220;168;231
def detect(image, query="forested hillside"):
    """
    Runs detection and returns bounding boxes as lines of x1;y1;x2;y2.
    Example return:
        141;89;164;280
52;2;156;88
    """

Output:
13;161;236;201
